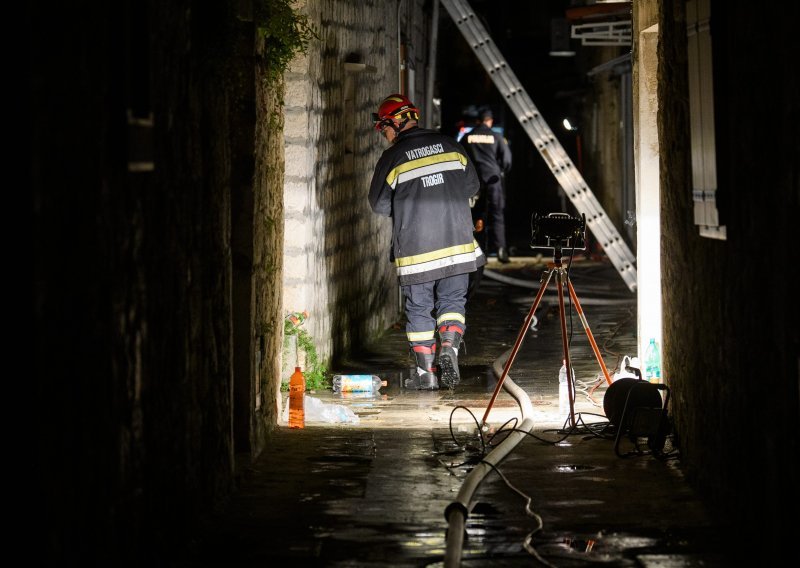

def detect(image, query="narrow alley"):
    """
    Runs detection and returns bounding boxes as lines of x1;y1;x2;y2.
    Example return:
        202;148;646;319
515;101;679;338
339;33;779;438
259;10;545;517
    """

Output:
176;256;732;567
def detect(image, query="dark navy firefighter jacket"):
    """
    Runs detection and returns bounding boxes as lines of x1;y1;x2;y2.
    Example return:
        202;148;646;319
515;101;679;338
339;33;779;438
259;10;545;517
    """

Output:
461;122;512;184
368;127;486;286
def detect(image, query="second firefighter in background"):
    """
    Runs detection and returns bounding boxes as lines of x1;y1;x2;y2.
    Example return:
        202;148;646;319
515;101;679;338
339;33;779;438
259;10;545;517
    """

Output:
461;108;513;263
369;94;485;390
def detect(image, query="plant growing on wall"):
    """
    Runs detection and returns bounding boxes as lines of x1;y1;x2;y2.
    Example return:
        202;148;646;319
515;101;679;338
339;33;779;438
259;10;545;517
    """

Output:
283;311;329;392
256;0;319;86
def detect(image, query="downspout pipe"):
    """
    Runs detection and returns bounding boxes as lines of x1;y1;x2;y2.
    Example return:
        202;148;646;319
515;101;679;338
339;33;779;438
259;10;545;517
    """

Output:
425;0;440;127
397;0;403;91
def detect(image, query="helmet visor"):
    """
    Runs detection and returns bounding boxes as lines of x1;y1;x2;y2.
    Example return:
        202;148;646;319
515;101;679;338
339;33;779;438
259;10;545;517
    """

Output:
373;113;394;131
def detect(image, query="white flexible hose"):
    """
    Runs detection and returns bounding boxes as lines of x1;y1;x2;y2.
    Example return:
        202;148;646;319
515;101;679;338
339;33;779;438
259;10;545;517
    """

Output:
443;348;535;567
484;268;634;305
482;267;541;288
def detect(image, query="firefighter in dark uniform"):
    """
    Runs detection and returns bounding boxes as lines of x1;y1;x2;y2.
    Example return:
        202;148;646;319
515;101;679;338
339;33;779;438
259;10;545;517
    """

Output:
461;108;513;262
369;94;485;390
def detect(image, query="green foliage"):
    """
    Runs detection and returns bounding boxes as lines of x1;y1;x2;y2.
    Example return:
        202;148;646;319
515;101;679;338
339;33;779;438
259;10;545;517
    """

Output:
256;0;319;86
282;314;330;392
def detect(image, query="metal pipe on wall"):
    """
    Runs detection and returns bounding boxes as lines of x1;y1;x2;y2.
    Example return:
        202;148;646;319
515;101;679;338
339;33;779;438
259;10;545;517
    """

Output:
397;0;403;91
425;0;439;128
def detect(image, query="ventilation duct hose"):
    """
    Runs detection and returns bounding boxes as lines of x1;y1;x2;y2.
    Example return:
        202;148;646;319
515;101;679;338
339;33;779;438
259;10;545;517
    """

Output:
443;348;535;567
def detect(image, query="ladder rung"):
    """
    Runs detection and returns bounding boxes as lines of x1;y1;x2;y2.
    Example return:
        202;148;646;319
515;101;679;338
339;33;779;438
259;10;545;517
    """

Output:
441;0;638;291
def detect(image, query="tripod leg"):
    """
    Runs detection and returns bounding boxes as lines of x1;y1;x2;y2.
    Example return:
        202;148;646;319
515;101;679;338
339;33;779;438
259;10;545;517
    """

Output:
481;268;555;426
566;279;613;386
556;269;577;429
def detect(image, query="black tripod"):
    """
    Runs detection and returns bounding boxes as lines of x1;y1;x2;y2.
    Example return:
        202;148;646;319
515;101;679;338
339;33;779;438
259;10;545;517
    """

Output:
481;242;613;429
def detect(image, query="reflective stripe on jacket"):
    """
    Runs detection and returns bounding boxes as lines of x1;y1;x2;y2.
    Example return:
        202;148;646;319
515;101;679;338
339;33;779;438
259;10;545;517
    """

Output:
369;127;485;286
461;123;512;181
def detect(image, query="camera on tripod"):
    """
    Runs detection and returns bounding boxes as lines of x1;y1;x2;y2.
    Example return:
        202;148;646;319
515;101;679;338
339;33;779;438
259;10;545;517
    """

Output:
530;212;587;251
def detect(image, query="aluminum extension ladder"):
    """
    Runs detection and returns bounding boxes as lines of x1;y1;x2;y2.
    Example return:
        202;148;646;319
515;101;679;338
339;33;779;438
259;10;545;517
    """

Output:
440;0;638;291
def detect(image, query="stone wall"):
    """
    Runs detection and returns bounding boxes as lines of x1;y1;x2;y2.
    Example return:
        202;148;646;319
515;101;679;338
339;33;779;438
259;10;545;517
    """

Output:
634;0;798;557
253;66;287;444
580;45;631;249
32;1;257;563
281;0;432;381
33;2;438;561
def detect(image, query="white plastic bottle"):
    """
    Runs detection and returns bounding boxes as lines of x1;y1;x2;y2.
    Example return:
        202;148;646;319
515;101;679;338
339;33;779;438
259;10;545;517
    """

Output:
558;360;575;416
332;374;387;394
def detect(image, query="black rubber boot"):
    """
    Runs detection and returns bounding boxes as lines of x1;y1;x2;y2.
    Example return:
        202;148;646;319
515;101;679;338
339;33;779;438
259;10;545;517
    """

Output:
497;247;510;263
438;328;463;388
405;346;438;390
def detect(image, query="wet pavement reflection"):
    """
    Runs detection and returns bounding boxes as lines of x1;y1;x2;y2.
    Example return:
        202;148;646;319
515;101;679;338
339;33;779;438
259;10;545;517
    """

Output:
177;257;732;567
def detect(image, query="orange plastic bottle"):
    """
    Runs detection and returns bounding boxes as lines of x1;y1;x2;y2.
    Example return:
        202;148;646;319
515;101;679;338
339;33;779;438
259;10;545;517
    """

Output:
288;366;305;429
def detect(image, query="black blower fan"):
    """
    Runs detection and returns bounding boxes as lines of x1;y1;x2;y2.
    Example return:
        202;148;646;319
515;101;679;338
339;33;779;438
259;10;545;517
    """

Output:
603;378;671;458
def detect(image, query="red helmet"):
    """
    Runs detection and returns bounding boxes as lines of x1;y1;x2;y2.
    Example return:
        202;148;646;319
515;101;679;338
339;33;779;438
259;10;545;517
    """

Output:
373;94;420;130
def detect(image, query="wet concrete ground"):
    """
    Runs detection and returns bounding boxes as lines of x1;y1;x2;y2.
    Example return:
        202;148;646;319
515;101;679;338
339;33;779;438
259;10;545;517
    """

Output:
176;255;736;567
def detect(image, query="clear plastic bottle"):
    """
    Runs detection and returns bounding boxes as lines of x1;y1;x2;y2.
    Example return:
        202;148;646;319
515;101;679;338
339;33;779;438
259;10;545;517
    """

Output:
289;367;305;429
644;338;662;383
558;360;575;416
332;374;387;394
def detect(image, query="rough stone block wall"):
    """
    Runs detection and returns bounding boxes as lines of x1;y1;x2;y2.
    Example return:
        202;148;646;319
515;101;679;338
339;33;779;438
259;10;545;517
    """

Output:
637;0;798;557
281;0;432;380
584;46;627;234
33;2;250;564
253;69;287;441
